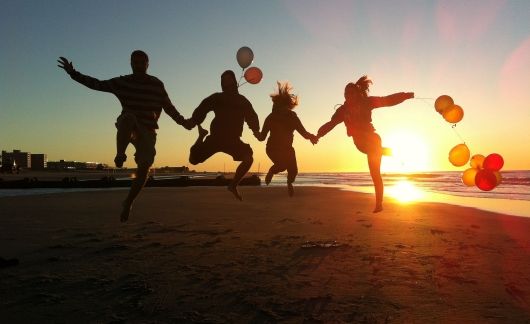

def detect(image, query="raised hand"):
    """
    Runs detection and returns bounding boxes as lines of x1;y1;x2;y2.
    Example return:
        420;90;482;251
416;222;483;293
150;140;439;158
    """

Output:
57;57;74;74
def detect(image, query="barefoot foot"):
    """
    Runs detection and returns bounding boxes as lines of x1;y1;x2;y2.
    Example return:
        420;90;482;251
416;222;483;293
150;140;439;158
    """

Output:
120;201;132;222
227;185;243;201
114;154;127;168
373;205;383;213
265;170;273;185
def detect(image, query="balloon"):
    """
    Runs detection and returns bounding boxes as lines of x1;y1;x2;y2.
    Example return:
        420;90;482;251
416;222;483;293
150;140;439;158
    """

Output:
483;153;504;171
236;46;254;69
442;104;464;123
244;67;263;84
462;168;478;187
475;169;497;191
493;171;502;186
448;143;470;167
435;95;454;114
470;154;485;169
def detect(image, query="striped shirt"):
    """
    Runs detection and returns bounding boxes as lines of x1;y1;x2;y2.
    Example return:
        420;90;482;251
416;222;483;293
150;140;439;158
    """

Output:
70;71;183;130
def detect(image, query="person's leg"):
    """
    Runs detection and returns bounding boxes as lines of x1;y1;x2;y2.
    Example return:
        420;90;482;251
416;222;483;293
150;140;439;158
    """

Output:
114;114;136;167
355;133;384;213
120;163;150;222
228;155;253;201
120;129;156;222
368;153;383;213
189;125;210;165
227;140;254;201
265;148;286;185
286;149;298;197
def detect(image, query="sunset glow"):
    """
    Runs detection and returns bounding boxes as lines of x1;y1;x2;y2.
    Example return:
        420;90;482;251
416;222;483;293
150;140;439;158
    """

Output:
387;180;425;203
382;131;431;173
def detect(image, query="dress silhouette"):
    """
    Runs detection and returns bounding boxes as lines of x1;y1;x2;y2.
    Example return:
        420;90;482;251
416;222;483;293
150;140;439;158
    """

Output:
57;51;190;222
186;70;260;201
258;82;317;196
317;76;414;212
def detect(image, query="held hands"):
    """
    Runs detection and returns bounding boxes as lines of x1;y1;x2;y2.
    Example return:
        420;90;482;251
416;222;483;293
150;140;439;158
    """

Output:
182;118;196;130
309;134;319;145
57;57;75;75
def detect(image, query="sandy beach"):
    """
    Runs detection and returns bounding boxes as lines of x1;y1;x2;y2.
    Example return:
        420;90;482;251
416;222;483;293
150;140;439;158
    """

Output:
1;186;530;323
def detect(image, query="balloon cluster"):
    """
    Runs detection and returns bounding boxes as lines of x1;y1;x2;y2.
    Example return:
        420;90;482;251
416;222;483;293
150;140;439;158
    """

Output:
236;46;263;86
462;153;504;191
437;95;505;191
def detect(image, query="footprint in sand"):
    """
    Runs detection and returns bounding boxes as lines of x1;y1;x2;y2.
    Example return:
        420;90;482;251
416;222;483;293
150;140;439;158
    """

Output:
505;282;527;306
430;229;446;235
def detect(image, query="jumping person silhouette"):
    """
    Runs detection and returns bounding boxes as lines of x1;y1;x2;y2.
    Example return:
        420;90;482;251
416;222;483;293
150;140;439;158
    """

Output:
57;51;190;222
185;70;260;201
317;76;414;213
257;82;318;196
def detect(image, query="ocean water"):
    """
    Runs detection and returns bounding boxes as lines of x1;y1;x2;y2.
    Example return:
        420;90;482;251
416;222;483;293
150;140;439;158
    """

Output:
268;170;530;217
1;171;529;217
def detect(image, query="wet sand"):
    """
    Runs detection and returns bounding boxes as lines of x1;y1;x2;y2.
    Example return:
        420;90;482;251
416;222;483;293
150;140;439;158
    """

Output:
1;186;529;322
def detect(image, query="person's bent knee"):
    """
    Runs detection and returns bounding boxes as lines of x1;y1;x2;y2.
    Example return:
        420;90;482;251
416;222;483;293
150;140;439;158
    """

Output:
242;154;253;164
189;156;199;165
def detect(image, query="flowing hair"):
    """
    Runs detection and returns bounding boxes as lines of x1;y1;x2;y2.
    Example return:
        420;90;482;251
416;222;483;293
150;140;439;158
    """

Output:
345;75;372;98
271;82;299;110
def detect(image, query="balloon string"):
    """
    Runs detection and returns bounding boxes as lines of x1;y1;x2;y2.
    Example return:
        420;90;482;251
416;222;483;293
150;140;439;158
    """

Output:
238;80;248;87
237;68;245;87
451;124;466;143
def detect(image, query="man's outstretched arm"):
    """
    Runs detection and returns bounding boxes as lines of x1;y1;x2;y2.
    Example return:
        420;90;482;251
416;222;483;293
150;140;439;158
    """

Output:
162;96;193;129
57;56;113;93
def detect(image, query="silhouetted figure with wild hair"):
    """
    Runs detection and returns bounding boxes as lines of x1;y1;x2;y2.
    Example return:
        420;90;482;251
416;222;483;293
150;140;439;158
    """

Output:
257;82;318;196
317;76;414;213
185;70;260;201
57;51;190;222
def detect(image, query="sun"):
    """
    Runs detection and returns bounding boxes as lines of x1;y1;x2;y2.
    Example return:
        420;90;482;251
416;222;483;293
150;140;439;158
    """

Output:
387;180;425;203
382;131;431;173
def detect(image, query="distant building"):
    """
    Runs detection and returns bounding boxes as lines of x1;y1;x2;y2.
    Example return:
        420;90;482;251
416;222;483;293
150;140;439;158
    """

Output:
47;160;108;170
2;150;31;169
31;154;47;170
157;166;190;173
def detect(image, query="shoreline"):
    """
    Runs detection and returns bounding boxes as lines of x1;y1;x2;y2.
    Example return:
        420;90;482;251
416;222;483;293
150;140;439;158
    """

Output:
2;181;529;219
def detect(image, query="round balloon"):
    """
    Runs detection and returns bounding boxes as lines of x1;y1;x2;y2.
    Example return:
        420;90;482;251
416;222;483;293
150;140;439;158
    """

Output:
483;153;504;171
443;104;464;123
475;169;497;191
244;67;263;84
435;95;454;115
448;143;470;167
493;171;502;186
462;168;478;187
470;154;485;169
236;47;254;69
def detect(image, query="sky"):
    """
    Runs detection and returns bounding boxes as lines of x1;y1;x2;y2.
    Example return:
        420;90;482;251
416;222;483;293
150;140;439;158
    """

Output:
1;0;529;172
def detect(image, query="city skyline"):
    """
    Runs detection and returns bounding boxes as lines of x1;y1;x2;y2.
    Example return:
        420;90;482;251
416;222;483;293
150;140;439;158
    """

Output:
2;1;529;172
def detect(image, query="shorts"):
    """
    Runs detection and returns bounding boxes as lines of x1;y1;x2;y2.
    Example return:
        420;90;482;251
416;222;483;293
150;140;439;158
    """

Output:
116;113;157;167
266;146;297;171
352;132;382;155
189;135;253;164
